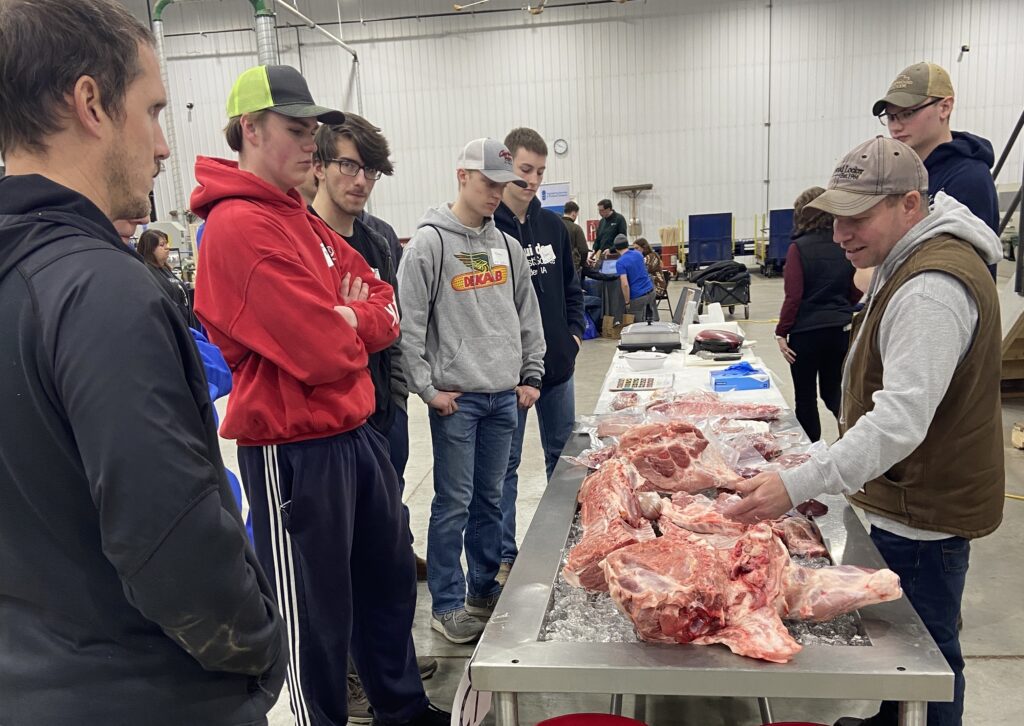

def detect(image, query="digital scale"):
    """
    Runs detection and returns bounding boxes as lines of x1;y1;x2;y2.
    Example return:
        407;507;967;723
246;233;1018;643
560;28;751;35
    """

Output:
617;320;683;352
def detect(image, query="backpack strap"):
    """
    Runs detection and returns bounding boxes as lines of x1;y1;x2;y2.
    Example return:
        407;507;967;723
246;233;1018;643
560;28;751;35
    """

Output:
422;224;445;329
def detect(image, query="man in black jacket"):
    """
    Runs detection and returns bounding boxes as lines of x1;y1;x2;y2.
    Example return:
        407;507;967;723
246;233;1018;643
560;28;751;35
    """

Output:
494;127;586;579
0;1;286;723
594;198;628;257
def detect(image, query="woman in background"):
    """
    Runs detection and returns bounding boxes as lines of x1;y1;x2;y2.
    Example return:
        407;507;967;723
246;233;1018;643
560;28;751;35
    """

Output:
137;229;196;328
775;187;859;442
634;237;667;299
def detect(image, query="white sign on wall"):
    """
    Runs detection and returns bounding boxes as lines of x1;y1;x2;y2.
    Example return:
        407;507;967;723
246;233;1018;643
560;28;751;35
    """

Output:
538;182;571;212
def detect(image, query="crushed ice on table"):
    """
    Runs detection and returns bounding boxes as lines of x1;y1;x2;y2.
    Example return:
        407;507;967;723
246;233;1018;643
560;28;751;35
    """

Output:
541;512;869;646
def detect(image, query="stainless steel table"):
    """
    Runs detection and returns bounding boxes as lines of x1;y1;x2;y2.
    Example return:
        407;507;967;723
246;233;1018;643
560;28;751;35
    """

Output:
471;436;953;726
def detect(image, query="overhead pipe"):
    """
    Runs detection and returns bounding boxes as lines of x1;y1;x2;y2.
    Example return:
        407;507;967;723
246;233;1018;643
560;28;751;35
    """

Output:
151;0;190;247
249;0;279;66
275;0;358;60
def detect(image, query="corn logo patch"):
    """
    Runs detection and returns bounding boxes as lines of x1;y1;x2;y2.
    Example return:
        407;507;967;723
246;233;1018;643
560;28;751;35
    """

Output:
451;252;508;291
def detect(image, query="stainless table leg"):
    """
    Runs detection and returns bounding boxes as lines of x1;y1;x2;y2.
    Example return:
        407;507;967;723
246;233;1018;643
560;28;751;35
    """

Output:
898;701;927;726
757;697;774;723
633;694;647;722
609;693;623;715
494;692;520;726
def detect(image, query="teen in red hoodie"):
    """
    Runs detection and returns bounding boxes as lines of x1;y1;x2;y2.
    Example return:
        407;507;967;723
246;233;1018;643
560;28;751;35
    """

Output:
192;65;447;726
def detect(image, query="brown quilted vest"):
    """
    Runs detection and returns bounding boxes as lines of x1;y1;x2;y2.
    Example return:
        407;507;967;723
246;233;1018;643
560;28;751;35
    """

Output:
842;234;1004;539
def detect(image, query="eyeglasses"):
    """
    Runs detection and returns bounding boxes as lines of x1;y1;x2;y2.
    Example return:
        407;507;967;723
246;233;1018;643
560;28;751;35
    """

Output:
325;157;383;181
877;97;943;126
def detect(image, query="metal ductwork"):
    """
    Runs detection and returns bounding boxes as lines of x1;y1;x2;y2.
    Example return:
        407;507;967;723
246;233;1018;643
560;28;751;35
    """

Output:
151;0;190;250
250;0;279;66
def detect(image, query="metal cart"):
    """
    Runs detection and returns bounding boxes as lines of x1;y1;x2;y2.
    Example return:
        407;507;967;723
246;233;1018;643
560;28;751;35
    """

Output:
684;213;733;280
699;278;751;319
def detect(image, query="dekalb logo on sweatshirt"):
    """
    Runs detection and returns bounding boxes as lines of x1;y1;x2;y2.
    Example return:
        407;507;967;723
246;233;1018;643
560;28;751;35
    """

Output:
451;251;508;291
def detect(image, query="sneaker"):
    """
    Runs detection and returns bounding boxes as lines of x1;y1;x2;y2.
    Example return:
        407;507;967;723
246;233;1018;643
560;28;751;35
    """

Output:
431;608;485;644
465;589;502;617
347;673;372;725
373;702;451;726
495;561;513;586
417;656;438;680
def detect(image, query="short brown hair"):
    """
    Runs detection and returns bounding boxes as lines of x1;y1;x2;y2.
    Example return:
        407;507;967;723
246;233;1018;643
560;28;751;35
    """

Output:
504;127;548;157
564;201;579;215
792;186;834;235
224;111;268;153
0;0;153;156
137;229;169;267
314;113;394;176
598;199;613;210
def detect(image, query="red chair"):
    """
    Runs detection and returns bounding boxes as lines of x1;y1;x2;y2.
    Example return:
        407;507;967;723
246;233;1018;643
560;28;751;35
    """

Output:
537;716;646;726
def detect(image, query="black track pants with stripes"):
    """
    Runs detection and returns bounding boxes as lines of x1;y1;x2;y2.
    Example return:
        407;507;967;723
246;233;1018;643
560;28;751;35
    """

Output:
238;425;427;726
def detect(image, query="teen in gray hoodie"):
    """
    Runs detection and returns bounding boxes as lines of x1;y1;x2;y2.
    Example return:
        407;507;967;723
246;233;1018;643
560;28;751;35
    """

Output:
397;138;545;645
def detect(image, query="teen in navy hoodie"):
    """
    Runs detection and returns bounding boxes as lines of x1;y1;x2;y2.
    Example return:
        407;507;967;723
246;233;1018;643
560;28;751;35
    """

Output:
494;128;586;572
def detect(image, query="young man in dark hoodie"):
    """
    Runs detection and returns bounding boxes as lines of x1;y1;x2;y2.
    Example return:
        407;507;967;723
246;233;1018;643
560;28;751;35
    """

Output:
192;65;447;726
874;61;1000;276
494;128;586;578
0;2;286;724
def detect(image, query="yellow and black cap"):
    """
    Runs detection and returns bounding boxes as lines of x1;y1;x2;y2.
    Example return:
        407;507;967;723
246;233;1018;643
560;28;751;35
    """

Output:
226;65;345;124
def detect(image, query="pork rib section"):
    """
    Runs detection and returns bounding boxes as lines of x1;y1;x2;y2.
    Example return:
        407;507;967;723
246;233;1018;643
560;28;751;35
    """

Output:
614;421;742;493
563;460;655;591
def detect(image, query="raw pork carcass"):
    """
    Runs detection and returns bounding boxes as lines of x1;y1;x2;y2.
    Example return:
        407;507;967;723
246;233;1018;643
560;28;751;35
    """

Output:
772;515;828;559
614;421;742;493
601;521;902;663
563;461;656;591
647;391;781;422
602;524;802;663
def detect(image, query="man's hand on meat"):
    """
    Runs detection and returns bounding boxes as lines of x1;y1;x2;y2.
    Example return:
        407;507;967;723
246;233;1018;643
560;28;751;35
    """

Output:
725;471;794;523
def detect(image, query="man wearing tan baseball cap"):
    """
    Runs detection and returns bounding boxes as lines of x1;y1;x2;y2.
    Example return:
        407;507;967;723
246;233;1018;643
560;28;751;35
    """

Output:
874;62;1000;276
727;135;1004;726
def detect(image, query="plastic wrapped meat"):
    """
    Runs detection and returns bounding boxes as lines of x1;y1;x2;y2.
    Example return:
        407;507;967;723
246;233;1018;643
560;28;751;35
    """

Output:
772;515;828;559
647;391;781;422
610;391;640;411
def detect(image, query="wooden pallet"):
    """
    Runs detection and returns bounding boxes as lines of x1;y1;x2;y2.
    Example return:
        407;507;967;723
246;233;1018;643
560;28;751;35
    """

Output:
1000;278;1024;398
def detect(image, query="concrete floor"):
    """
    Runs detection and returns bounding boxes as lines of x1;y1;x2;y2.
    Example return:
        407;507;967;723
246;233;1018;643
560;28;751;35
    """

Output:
221;260;1024;726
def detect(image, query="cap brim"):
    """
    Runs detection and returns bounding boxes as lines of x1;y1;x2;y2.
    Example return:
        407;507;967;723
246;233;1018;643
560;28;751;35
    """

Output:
273;103;345;125
480;169;528;188
807;189;886;216
872;91;929;117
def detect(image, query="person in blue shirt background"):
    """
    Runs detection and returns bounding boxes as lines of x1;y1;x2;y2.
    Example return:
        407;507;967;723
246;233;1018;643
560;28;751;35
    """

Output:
614;234;658;320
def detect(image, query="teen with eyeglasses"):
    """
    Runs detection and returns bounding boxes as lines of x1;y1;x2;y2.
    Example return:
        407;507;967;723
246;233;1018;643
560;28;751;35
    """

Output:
873;62;999;279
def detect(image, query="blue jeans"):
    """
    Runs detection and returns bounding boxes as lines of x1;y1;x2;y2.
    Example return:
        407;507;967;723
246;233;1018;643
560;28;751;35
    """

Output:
865;527;970;726
427;391;518;615
500;376;576;563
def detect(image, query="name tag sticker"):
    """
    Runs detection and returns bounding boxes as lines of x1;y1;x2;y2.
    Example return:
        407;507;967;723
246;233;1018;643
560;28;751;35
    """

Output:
490;248;510;267
538;244;556;264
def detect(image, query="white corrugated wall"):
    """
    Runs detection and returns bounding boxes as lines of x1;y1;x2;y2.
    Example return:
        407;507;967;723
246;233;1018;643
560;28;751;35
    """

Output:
140;0;1024;238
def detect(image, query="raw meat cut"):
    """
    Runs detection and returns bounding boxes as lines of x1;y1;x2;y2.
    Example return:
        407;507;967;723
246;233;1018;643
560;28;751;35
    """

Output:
610;392;640;411
781;564;902;622
647;391;781;422
564;518;656;591
659;491;747;536
736;452;812;479
563;461;656;591
602;524;802;663
599;514;902;662
614;421;742;493
772;515;828;559
595;413;646;437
